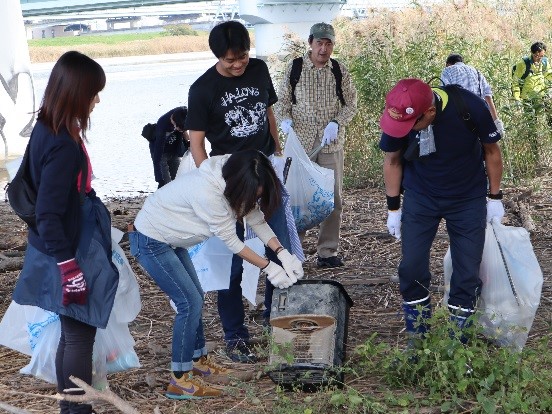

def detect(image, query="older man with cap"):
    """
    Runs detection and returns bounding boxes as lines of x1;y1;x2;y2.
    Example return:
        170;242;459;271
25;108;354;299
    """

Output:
379;78;504;346
276;22;357;268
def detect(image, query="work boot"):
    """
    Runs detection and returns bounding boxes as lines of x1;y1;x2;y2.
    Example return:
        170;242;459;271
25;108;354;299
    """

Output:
448;304;475;344
402;296;432;350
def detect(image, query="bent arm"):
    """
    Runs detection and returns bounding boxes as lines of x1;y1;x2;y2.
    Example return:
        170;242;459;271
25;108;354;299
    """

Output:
482;142;503;194
189;130;208;167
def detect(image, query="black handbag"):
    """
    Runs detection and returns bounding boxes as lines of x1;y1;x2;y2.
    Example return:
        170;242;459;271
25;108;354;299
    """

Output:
6;144;37;227
6;143;87;228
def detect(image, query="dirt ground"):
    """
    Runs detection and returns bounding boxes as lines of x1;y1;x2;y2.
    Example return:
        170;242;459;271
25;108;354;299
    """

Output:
0;181;550;413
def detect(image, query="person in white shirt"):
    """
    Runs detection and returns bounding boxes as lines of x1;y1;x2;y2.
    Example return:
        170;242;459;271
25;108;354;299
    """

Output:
129;150;303;400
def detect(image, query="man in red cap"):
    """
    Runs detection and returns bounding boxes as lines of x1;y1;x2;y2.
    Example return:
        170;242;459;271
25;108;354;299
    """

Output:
379;78;504;346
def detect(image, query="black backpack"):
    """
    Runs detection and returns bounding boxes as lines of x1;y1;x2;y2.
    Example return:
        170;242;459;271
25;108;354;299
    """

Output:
141;123;157;142
290;57;346;105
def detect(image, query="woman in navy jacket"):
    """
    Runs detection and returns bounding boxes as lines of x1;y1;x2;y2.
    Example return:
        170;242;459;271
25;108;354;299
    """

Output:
12;51;118;414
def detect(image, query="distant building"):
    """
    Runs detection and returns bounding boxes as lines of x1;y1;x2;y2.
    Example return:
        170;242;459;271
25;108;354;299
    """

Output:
28;23;90;39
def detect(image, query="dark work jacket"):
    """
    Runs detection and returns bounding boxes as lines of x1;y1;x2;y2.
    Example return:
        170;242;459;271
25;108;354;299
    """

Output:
14;194;119;329
151;108;188;182
27;121;83;262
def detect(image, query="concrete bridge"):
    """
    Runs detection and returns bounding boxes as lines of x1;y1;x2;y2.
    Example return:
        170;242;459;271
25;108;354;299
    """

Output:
20;0;348;58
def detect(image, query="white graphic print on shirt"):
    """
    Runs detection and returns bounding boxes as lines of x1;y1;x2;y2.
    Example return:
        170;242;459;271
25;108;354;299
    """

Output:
221;87;266;138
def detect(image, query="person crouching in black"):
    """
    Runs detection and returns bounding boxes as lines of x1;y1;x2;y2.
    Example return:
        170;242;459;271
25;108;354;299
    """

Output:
150;106;189;188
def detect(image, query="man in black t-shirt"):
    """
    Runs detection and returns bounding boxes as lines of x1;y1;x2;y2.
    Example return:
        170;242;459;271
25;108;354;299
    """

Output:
185;21;294;363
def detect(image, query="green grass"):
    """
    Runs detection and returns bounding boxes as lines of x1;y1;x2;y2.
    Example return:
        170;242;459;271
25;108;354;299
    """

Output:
28;32;165;47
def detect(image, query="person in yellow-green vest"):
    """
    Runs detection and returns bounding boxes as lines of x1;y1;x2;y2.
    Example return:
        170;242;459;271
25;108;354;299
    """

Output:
512;42;552;101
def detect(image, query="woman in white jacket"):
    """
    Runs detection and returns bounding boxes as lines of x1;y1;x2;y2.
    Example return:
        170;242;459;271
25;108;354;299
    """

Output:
129;149;303;399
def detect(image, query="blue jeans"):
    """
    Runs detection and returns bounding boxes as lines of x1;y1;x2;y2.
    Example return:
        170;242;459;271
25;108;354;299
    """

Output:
129;230;206;371
218;201;291;346
399;190;486;309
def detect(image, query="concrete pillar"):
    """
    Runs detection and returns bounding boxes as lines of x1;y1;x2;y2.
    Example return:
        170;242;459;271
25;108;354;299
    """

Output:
238;0;342;60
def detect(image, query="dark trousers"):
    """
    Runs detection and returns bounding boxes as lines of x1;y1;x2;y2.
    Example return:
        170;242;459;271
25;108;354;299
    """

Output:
218;201;291;346
399;190;486;309
56;315;96;414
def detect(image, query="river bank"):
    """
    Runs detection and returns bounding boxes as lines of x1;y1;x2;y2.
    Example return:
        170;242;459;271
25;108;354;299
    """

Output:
0;179;551;412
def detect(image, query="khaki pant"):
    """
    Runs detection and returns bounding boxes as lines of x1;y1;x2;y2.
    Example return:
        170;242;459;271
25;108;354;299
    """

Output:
299;148;344;258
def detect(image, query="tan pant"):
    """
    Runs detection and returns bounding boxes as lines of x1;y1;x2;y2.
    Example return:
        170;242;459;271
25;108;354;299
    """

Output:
298;148;344;258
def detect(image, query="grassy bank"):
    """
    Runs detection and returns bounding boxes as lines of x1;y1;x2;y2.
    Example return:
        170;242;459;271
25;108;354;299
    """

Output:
28;29;210;63
330;0;552;188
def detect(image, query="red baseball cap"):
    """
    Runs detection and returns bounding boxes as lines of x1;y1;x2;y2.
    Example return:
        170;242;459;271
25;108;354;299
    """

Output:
380;78;434;138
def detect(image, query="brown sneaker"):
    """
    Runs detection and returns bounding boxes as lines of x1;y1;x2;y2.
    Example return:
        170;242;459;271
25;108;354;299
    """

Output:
165;372;222;399
193;355;254;383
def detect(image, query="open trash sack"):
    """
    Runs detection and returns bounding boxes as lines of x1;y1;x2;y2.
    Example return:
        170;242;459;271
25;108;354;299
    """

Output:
443;221;543;351
283;127;334;233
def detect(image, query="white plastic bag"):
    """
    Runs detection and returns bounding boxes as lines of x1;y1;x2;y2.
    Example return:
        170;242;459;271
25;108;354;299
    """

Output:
188;236;234;292
175;150;197;177
443;221;543;351
110;227;141;323
283;128;335;233
0;229;142;388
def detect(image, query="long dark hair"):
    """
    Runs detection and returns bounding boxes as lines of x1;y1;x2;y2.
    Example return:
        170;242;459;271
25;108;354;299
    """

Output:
222;150;281;221
37;50;106;142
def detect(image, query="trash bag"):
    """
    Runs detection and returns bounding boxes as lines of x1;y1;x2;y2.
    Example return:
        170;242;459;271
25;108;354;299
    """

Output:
443;221;543;351
0;228;142;389
283;128;334;232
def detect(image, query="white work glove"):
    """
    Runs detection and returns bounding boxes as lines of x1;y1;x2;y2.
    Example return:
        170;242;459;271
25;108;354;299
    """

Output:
263;261;294;289
387;209;402;240
276;249;304;282
486;200;505;223
494;118;505;137
280;119;293;134
321;121;339;146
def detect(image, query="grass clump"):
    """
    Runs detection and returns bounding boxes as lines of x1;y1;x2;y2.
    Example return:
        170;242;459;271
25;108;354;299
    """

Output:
352;311;552;413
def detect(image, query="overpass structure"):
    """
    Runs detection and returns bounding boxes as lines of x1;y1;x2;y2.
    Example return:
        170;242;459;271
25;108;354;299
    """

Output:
20;0;348;59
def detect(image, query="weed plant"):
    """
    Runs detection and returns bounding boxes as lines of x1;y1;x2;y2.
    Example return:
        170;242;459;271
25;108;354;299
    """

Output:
351;310;552;413
323;0;552;188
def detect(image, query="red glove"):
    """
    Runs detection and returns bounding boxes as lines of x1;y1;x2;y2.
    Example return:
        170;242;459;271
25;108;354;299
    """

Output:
58;258;88;306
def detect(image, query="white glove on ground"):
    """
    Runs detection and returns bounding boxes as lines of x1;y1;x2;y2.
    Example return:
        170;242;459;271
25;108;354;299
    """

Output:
494;118;505;137
321;121;339;146
276;249;303;282
263;261;293;289
486;200;505;223
387;209;402;240
280;119;293;134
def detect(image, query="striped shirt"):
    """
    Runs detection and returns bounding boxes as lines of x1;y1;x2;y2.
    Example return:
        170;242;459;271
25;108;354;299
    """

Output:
276;52;357;153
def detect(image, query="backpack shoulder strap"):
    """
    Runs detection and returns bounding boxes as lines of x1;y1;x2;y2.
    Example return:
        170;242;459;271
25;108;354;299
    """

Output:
521;57;532;80
330;58;346;106
441;84;477;133
289;57;303;105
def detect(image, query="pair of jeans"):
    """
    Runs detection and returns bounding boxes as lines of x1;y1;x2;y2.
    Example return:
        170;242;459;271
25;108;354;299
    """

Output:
56;315;96;414
218;201;291;345
399;190;486;309
129;230;206;371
